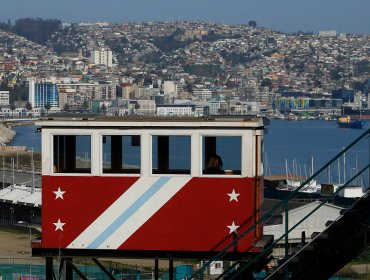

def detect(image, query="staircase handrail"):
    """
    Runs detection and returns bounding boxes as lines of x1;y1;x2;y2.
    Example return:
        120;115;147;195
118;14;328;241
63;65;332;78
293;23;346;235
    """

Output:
233;164;370;280
188;128;370;279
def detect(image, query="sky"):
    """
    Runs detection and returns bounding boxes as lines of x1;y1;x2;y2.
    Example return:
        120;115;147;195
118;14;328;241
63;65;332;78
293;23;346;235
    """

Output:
2;0;370;35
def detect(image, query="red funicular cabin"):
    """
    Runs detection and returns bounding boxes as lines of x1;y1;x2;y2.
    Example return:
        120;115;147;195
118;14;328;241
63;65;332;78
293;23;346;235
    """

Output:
33;115;268;275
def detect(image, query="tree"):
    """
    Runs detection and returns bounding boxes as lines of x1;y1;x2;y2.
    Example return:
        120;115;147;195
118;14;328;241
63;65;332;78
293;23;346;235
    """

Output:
25;102;32;111
230;106;236;115
356;60;370;75
260;78;273;92
248;20;257;28
185;82;193;93
100;104;107;115
82;100;89;111
13;18;61;45
330;67;344;81
10;104;15;117
44;102;51;114
63;103;70;111
184;64;223;78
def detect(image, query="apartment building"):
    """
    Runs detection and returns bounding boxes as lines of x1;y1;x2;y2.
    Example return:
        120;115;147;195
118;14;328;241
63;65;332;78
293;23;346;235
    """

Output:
209;99;228;115
193;88;213;101
90;48;113;67
156;104;195;117
0;91;9;106
58;83;117;110
163;81;177;103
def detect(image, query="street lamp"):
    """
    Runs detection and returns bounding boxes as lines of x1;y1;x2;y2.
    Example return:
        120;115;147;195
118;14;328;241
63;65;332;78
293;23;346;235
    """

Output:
18;221;32;278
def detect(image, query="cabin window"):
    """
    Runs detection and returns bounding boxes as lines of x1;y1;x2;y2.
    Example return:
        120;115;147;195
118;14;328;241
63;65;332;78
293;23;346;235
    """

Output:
53;135;91;173
102;135;141;174
152;135;191;174
202;136;241;175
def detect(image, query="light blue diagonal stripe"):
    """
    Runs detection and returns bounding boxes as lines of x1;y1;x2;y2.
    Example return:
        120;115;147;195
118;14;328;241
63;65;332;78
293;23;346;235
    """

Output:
87;177;171;249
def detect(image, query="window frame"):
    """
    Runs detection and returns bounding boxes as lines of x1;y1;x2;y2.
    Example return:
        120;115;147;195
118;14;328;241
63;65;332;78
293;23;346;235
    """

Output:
100;134;142;175
150;132;192;176
200;132;244;177
51;133;93;175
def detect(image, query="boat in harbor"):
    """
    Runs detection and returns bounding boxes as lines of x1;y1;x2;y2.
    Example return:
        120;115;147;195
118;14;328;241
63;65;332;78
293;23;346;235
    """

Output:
337;116;366;129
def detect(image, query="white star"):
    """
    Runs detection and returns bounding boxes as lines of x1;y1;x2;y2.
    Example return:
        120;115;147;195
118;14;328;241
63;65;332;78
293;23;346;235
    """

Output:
53;187;66;200
53;219;66;231
227;189;240;202
227;221;240;234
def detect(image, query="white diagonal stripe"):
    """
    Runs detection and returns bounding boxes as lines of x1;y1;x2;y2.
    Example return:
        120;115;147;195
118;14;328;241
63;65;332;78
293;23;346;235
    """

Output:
67;176;159;248
68;176;190;249
100;177;190;249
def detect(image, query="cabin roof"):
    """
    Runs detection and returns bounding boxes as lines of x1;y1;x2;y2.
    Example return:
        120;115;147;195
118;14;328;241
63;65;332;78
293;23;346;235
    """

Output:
36;113;269;129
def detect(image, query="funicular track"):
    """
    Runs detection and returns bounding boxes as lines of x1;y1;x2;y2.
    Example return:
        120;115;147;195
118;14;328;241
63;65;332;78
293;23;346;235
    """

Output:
190;128;370;280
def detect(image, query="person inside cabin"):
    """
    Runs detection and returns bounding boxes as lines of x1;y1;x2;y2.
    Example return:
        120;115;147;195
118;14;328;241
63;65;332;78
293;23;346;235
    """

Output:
205;154;223;174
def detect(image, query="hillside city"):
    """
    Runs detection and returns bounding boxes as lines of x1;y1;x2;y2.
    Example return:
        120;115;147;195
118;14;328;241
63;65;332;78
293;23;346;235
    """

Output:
1;19;370;280
0;20;369;118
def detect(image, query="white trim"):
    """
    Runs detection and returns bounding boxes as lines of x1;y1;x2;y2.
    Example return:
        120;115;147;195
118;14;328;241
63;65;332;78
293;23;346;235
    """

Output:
199;133;245;177
50;131;93;176
149;132;192;176
42;125;263;178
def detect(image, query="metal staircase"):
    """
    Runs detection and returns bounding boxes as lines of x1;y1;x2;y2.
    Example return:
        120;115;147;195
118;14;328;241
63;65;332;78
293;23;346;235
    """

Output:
271;191;370;280
189;128;370;280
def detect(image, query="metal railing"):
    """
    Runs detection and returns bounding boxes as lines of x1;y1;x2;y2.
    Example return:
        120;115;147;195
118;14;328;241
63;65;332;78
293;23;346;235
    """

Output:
189;128;370;279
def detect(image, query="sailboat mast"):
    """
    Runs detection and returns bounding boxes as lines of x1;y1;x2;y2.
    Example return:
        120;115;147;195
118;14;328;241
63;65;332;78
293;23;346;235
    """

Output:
343;150;346;184
338;158;341;184
311;155;314;176
285;159;288;182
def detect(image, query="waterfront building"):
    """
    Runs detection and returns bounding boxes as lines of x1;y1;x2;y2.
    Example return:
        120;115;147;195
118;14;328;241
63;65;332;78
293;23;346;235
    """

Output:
121;83;140;99
242;101;260;115
90;48;113;67
139;86;160;99
137;99;156;116
58;83;117;111
271;96;342;116
193;87;213;101
264;201;342;257
332;88;355;103
28;79;59;110
0;106;11;117
209;99;228;115
156;104;195;117
0;91;9;106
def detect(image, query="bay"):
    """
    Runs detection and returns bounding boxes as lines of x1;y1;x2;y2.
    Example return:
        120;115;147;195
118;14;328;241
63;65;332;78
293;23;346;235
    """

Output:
9;124;41;152
8;120;368;176
264;119;367;175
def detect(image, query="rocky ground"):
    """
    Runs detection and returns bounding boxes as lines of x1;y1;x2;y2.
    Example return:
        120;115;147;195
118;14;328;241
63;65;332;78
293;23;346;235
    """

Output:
0;124;15;146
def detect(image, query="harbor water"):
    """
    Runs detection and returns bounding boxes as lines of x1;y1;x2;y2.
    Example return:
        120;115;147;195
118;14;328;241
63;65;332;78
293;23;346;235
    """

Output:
8;119;368;175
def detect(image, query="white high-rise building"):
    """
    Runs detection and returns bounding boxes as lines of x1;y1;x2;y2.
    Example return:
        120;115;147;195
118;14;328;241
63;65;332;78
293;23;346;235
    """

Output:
90;48;113;67
0;91;10;106
163;81;177;104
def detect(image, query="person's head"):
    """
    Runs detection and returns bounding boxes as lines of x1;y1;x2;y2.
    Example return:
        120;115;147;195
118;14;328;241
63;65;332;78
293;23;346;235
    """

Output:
207;154;223;170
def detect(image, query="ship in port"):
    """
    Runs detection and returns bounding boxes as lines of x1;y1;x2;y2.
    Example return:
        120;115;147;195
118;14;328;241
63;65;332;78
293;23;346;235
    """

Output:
342;106;370;120
337;115;366;129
